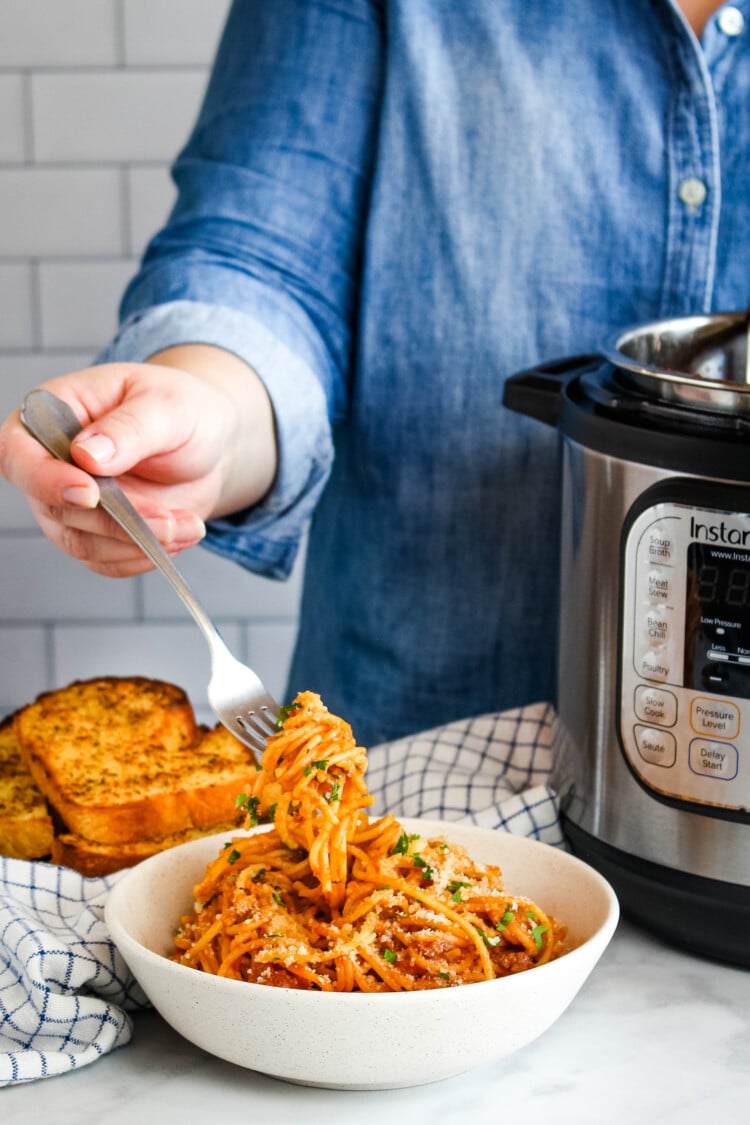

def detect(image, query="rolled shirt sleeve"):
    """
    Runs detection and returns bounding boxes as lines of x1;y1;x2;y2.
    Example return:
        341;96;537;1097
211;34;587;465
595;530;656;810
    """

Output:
97;0;384;578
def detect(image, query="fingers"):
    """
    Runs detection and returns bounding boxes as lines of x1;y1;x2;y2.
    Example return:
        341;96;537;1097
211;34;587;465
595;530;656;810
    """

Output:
29;497;206;578
1;362;215;486
0;358;249;580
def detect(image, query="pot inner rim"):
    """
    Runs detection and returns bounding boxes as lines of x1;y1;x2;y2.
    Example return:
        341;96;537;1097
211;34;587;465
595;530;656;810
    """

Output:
603;312;750;413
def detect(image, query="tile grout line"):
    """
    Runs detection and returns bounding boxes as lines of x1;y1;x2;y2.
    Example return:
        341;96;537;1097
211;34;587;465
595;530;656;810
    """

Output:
0;64;210;76
44;621;56;691
20;69;33;165
114;0;127;69
28;258;43;351
120;164;133;257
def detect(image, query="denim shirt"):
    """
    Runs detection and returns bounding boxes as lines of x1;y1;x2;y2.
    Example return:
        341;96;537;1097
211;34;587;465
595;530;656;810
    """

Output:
99;0;750;746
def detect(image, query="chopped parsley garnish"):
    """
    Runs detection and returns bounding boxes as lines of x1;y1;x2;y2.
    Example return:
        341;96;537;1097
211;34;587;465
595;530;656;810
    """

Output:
267;802;277;820
391;831;420;855
495;909;515;933
439;971;450;980
251;867;266;883
275;702;302;729
524;909;548;950
382;948;397;964
530;924;549;951
412;855;435;880
227;848;241;865
325;781;341;803
446;879;470;902
235;793;261;826
304;759;329;776
272;889;284;906
475;926;502;948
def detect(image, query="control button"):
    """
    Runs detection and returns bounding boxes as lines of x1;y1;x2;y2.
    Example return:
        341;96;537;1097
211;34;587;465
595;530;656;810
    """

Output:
690;696;740;740
707;650;730;661
678;178;707;209
637;645;672;682
702;663;731;690
635;685;678;727
688;739;738;781
644;527;675;564
635;725;677;768
645;567;671;603
644;607;670;645
717;6;744;36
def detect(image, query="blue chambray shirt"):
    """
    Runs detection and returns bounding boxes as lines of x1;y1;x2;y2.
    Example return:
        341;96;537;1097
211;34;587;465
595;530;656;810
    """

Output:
99;0;750;747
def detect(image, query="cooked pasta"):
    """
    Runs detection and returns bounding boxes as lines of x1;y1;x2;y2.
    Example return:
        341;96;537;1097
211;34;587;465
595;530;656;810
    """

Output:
171;691;566;991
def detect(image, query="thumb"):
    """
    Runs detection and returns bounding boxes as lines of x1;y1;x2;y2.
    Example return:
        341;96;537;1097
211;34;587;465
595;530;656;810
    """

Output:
70;429;119;472
69;393;185;478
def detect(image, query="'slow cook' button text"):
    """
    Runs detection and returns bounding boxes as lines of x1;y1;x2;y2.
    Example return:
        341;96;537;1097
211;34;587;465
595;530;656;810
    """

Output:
635;685;678;728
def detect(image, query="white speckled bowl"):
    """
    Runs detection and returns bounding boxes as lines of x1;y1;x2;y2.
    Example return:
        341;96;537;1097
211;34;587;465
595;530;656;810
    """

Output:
105;818;618;1090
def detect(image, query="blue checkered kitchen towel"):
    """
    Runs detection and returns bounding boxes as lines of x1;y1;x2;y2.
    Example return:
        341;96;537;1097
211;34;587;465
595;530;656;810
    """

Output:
0;702;562;1086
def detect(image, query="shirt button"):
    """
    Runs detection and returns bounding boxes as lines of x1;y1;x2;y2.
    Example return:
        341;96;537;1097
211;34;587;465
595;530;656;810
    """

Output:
717;6;744;35
678;177;707;208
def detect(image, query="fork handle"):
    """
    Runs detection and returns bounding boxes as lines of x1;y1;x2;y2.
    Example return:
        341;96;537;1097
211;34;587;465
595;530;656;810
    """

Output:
21;389;226;654
96;477;224;649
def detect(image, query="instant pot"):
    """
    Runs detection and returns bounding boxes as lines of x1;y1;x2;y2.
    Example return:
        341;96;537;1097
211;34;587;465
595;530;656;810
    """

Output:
504;311;750;966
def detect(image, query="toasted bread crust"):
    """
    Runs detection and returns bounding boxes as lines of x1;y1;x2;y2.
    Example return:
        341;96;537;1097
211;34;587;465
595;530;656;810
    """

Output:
0;714;54;859
51;818;243;878
14;677;260;845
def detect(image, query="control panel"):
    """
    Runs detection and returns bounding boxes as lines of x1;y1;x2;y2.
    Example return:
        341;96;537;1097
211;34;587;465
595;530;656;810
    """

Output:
619;499;750;815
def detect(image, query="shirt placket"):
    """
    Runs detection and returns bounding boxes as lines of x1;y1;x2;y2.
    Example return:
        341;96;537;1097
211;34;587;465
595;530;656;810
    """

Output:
661;24;722;317
661;1;750;315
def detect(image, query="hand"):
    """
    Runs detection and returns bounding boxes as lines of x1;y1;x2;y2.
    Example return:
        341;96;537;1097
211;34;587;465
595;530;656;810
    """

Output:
0;346;278;577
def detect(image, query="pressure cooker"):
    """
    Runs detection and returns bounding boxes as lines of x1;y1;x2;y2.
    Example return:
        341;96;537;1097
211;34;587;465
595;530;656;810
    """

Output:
504;310;750;966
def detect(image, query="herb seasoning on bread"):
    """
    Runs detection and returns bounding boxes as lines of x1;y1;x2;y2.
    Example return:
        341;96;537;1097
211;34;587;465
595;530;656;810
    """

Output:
2;676;260;875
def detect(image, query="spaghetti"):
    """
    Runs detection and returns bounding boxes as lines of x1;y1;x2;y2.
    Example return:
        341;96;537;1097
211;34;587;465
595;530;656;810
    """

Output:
172;691;566;991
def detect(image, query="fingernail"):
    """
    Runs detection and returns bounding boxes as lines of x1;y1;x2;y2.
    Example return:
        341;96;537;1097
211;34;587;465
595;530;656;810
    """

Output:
172;515;206;545
147;518;174;543
74;433;116;465
62;484;98;509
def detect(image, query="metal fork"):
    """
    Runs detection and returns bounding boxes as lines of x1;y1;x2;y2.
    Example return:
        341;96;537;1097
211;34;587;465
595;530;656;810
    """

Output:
20;388;279;756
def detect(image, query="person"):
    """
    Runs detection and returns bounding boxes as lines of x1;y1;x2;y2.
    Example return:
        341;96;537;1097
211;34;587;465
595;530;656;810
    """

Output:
0;0;746;748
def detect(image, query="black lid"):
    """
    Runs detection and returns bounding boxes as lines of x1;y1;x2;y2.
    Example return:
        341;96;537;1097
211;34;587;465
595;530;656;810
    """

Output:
559;362;750;482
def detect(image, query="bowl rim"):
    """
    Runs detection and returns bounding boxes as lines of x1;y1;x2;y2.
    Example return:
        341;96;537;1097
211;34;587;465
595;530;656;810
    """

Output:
105;818;620;1004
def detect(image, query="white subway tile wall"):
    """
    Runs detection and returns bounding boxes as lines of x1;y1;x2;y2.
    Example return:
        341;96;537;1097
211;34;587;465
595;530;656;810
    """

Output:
0;0;305;720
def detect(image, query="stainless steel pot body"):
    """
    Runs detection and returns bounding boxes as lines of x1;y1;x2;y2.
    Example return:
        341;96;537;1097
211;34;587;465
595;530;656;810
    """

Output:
503;311;750;963
553;439;750;888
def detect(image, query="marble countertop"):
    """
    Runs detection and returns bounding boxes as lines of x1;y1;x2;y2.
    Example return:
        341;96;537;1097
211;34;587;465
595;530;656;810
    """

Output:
4;918;749;1125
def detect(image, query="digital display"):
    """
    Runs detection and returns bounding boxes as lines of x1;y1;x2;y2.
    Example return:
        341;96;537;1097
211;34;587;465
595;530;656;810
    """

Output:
685;542;750;697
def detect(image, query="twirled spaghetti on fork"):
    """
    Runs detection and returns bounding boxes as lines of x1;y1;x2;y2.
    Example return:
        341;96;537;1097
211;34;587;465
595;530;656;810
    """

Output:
172;691;566;991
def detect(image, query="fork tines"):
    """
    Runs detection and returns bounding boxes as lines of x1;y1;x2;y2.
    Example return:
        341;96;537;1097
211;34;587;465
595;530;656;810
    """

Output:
236;706;278;748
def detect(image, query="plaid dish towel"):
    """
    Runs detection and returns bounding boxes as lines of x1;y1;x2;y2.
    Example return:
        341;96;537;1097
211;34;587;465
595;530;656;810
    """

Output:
367;701;563;844
0;701;561;1086
0;861;148;1086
